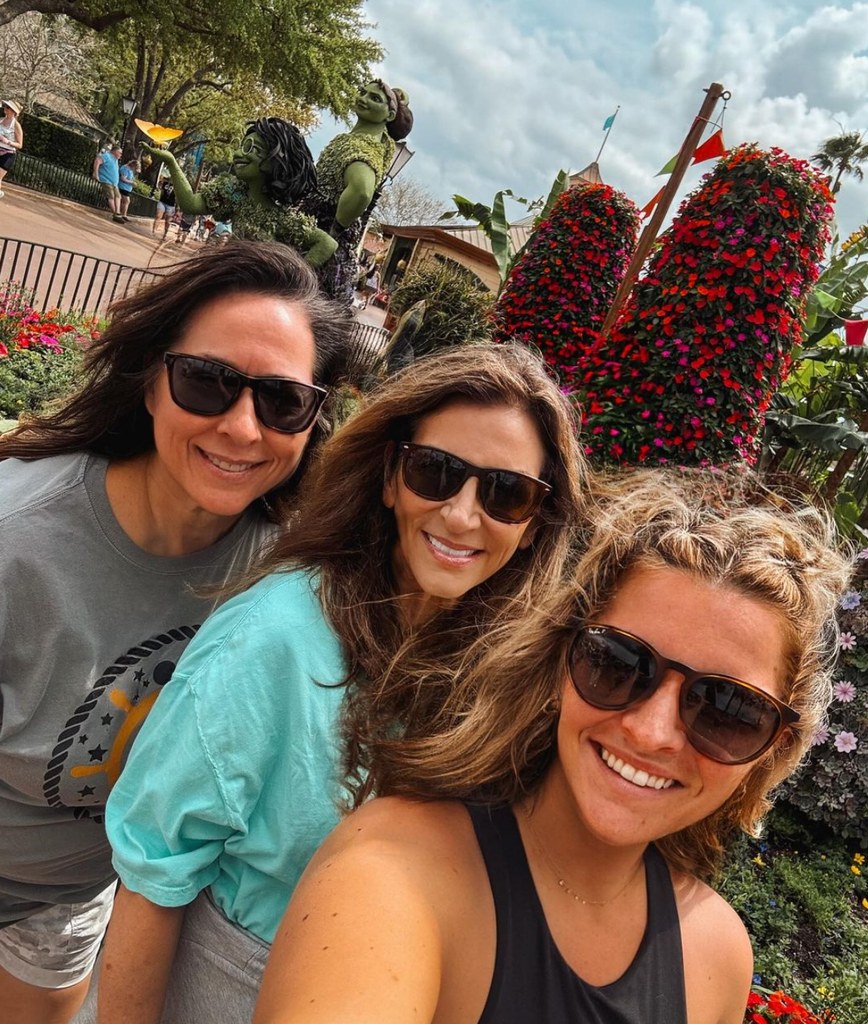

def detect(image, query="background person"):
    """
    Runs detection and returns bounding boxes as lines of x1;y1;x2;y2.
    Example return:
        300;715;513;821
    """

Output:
96;342;589;1024
92;145;124;223
0;99;23;199
254;471;850;1024
117;158;139;221
0;241;350;1024
152;177;176;238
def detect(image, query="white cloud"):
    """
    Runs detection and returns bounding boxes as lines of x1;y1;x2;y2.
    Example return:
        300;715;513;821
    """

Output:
305;0;867;240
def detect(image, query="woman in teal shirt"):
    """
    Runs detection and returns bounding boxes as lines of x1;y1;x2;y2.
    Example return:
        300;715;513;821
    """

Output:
98;342;589;1023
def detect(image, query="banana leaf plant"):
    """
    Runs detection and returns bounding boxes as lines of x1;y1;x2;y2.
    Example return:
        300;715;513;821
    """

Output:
439;170;570;294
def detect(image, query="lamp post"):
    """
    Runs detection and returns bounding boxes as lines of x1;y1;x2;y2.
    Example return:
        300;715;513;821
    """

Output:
120;94;137;155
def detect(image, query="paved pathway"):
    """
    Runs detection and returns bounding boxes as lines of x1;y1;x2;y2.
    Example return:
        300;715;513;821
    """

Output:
0;183;194;268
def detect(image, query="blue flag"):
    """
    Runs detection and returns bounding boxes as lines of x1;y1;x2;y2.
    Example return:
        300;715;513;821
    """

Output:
602;112;617;131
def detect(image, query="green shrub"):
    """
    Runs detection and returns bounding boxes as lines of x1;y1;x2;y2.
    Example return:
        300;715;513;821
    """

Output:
389;257;493;356
18;112;98;174
717;806;868;1024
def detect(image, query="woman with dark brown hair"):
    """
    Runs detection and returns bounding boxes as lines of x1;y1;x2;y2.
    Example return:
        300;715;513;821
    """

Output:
0;240;350;1024
254;470;850;1024
99;341;588;1024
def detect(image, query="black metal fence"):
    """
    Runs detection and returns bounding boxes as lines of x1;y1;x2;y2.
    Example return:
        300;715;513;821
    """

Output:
0;237;159;317
7;153;157;218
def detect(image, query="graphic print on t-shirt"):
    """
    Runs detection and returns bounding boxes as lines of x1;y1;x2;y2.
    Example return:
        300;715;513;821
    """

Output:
42;625;200;822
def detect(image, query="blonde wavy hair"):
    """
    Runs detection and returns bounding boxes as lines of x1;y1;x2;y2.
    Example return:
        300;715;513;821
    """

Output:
363;469;851;879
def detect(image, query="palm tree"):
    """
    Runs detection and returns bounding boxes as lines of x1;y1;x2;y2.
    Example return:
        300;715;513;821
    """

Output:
811;131;868;194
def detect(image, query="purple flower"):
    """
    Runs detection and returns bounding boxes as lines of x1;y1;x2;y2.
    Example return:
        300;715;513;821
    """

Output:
834;731;858;753
812;725;830;747
840;632;857;650
840;591;862;611
833;680;857;703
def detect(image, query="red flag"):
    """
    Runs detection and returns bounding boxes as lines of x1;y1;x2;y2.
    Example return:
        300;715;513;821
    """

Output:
641;186;665;219
691;129;725;165
844;319;868;346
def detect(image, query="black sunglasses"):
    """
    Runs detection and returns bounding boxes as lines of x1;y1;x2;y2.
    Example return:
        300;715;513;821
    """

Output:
397;442;550;525
569;624;798;765
163;352;327;434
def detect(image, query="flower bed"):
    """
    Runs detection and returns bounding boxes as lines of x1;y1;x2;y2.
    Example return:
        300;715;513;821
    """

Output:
0;289;95;418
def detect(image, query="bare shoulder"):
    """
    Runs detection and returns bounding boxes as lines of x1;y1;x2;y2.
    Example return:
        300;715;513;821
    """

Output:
674;873;753;1024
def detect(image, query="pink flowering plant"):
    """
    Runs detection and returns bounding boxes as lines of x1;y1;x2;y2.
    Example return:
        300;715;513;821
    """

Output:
0;289;94;419
573;145;834;467
783;558;868;842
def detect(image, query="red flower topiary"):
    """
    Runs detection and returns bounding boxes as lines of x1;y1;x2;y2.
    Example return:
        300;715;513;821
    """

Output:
492;183;640;384
574;145;834;467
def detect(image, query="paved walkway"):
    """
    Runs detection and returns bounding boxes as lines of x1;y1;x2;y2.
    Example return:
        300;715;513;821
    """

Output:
0;183;196;269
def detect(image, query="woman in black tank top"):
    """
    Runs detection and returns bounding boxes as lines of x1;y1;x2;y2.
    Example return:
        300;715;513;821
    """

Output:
255;471;849;1024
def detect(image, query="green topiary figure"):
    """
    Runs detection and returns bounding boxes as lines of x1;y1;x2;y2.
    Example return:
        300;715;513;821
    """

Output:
492;183;640;384
574;145;834;466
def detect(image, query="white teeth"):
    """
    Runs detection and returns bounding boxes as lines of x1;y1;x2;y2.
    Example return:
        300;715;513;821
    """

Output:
426;533;478;558
205;453;256;473
600;747;675;790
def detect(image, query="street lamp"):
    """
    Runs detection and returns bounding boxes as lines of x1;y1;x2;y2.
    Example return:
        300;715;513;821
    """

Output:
120;94;137;153
385;140;415;182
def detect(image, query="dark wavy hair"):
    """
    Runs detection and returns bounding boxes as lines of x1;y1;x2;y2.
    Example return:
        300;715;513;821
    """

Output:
0;241;352;517
245;117;317;205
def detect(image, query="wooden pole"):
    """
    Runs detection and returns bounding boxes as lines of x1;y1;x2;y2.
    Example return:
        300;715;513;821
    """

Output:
600;82;726;337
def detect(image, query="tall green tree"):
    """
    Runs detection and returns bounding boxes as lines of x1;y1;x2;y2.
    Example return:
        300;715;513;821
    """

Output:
0;0;382;120
811;130;868;194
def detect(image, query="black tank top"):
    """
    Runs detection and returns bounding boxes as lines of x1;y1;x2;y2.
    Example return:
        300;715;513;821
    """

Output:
468;804;688;1024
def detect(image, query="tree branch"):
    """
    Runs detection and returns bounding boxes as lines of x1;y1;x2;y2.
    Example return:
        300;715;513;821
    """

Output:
0;0;129;30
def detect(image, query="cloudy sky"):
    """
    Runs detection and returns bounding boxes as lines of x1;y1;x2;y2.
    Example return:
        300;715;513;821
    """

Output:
308;0;868;241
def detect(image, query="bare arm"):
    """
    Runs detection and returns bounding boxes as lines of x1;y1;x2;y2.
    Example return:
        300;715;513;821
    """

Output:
92;155;102;180
13;121;22;148
254;817;444;1024
97;886;186;1024
679;878;754;1024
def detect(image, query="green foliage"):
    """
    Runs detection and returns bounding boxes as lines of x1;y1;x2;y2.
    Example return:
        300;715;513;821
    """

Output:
18;112;97;173
811;131;868;195
717;806;868;1024
440;170;570;292
389;258;493;356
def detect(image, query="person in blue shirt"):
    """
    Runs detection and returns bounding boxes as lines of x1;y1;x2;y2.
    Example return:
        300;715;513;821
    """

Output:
117;158;139;222
97;342;589;1024
92;144;124;223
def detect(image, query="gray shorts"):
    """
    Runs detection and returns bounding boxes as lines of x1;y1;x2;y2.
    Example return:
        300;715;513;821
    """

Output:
74;888;267;1024
0;883;115;989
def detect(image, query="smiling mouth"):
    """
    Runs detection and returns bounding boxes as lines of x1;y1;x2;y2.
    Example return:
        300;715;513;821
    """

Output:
424;532;480;559
599;746;676;790
201;450;262;474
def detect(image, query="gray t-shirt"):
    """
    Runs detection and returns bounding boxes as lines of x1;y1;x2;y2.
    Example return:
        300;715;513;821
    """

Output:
0;452;273;924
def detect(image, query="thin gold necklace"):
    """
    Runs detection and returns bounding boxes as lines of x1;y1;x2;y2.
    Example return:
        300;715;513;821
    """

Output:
523;810;645;907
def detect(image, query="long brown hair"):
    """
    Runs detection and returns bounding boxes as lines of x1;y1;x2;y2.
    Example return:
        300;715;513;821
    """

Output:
361;469;851;879
246;342;589;798
0;241;352;516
